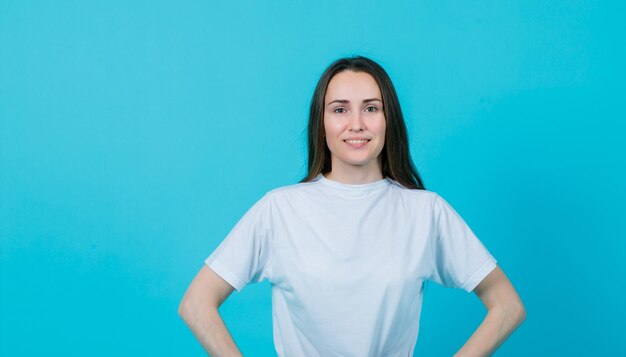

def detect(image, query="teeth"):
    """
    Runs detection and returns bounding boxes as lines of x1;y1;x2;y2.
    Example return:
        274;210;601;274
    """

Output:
345;139;369;144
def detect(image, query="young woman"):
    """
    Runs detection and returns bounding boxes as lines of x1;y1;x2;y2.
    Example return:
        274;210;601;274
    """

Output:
179;56;525;356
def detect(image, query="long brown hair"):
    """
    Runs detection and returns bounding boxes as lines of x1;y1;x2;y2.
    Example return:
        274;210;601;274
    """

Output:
301;56;425;190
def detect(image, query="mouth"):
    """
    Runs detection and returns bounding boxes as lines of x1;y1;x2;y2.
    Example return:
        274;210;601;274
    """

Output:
343;139;370;144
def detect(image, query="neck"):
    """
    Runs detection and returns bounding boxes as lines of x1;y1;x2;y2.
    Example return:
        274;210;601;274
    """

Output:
324;163;383;185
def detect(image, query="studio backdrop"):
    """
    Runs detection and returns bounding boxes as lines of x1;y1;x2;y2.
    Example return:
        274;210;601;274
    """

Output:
1;1;624;355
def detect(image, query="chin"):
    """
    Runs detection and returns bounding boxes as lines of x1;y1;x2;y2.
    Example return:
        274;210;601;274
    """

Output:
343;158;379;168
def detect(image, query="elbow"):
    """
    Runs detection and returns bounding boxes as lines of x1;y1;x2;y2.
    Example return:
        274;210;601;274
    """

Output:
507;299;526;328
178;295;195;324
178;298;189;321
178;291;219;326
516;301;526;326
492;298;526;328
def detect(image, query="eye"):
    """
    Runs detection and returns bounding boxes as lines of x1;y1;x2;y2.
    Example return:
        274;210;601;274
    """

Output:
364;106;379;113
333;107;347;114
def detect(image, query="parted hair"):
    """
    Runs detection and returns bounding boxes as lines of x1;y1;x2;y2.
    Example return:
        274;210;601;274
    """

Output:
301;56;425;190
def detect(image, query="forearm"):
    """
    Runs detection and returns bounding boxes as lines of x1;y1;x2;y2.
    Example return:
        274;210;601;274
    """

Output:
180;304;243;357
454;304;525;357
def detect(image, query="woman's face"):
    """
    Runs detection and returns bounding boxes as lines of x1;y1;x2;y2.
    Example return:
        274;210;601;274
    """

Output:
323;70;386;176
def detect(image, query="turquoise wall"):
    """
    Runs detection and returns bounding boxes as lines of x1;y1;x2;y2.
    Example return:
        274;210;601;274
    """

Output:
2;1;624;355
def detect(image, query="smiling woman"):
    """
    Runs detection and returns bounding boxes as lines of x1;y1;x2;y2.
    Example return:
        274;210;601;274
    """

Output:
322;71;387;184
179;56;525;357
302;56;425;190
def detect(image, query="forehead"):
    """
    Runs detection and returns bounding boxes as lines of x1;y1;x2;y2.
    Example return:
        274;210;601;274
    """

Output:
325;71;381;101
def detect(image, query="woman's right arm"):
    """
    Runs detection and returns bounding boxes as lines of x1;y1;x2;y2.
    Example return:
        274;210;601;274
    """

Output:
178;265;243;357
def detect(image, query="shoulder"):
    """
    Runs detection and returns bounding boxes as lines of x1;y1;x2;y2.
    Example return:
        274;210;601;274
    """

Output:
259;180;321;202
386;179;441;203
267;180;320;194
265;180;320;196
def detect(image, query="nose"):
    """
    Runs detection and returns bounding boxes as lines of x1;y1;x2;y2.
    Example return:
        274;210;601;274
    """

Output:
348;112;365;132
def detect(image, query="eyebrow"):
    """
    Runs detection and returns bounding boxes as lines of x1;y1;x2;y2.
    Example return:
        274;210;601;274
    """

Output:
326;98;383;107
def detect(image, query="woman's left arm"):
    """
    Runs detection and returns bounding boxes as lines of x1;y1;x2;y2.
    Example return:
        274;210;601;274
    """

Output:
454;265;526;357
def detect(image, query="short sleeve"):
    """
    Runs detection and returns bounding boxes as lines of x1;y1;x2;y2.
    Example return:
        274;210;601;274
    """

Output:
428;193;497;292
205;194;274;292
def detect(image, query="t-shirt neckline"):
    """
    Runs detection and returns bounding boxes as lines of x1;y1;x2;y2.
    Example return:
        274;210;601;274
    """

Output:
314;173;390;191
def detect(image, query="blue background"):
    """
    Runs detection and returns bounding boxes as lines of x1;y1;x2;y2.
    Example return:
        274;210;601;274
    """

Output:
1;1;625;355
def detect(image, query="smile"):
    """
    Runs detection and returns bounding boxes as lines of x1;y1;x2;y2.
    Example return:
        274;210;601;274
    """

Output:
344;139;370;144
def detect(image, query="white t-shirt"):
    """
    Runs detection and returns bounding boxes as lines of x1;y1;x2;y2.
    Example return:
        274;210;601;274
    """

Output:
205;174;496;357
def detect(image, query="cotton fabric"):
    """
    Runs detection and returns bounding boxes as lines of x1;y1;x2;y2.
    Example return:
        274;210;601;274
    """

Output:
205;174;496;356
